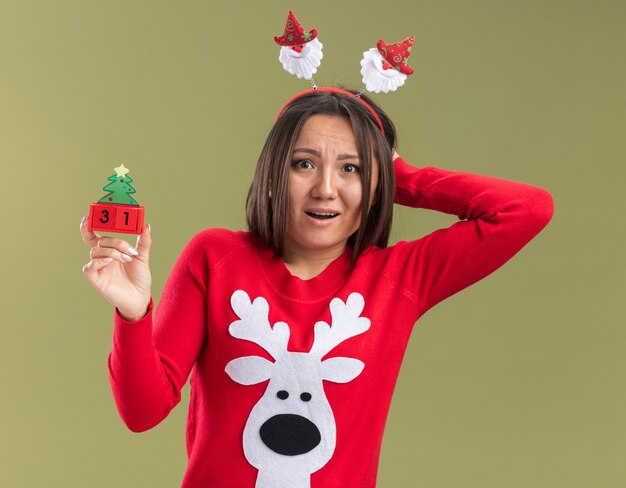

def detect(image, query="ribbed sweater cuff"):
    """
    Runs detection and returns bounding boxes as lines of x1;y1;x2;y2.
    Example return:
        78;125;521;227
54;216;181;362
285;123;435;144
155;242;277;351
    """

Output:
113;298;155;346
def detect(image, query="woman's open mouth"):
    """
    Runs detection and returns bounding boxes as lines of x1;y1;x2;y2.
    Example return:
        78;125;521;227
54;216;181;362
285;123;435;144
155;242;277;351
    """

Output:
305;211;339;220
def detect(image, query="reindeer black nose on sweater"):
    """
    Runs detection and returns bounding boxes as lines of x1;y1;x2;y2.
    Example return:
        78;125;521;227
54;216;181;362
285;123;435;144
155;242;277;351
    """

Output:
260;413;322;455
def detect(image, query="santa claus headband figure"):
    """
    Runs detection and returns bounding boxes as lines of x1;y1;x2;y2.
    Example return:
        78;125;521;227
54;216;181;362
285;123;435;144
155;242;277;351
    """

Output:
361;36;415;93
274;10;324;83
274;10;416;131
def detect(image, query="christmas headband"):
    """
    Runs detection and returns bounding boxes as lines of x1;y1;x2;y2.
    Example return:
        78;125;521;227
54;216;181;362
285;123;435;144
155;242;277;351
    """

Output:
276;87;385;135
274;10;415;133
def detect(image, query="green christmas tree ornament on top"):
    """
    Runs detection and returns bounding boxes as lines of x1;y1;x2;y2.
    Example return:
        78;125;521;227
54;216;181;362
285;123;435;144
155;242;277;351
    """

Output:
98;164;139;205
88;164;145;234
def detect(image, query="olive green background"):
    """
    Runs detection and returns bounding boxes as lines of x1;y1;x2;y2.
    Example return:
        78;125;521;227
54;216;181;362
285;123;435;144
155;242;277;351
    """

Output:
1;0;624;486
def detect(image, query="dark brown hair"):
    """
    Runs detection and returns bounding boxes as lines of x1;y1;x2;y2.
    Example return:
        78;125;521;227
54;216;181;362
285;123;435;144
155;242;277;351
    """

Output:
246;88;396;263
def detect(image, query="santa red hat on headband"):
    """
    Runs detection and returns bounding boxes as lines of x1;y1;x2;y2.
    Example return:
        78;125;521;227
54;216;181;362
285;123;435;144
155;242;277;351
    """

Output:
274;10;318;46
376;37;415;75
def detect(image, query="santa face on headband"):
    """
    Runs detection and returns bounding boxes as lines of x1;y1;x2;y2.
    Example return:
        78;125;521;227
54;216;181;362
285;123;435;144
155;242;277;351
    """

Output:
360;48;407;94
279;38;324;80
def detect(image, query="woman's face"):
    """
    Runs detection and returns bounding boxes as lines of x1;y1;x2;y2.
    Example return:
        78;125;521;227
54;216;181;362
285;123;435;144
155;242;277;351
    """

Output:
284;114;378;258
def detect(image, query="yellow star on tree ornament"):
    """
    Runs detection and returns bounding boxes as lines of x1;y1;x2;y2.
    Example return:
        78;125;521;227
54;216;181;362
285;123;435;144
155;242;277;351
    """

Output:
114;163;130;178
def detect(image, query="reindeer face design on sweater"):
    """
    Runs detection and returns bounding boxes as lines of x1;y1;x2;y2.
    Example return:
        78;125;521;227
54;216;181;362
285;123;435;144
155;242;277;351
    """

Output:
225;290;370;488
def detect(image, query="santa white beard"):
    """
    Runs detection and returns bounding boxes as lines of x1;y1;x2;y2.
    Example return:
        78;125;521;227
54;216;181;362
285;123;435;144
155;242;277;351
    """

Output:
360;48;407;93
278;38;323;80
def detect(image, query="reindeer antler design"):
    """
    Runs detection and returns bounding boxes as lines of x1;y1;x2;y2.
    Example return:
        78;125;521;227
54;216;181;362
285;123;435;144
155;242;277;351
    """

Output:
226;290;371;486
230;290;290;360
309;293;371;358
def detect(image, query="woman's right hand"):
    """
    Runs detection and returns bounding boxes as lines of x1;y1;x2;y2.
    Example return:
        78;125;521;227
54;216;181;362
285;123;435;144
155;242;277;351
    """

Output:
80;215;152;321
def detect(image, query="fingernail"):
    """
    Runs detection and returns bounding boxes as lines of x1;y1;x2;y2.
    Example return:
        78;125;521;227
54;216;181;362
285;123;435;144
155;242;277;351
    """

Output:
127;246;139;256
120;254;132;262
101;257;113;263
147;224;151;233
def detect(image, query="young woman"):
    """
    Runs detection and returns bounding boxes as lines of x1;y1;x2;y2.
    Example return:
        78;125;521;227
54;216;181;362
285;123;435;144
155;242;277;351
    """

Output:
80;88;554;487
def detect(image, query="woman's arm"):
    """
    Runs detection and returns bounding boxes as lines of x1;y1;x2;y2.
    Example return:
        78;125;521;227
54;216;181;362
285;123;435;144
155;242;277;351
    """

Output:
388;155;554;316
107;232;209;432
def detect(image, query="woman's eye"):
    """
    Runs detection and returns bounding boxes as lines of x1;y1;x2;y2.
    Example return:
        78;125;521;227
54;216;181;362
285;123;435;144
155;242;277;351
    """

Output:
293;159;313;169
342;163;360;174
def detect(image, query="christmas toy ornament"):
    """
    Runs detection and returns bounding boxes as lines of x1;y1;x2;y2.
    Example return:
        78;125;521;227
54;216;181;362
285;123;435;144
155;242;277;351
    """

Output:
273;11;415;134
360;36;415;93
274;10;323;82
87;164;145;234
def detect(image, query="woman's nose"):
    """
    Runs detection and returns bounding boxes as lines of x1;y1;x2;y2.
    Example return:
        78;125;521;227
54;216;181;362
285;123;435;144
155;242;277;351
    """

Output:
312;169;337;199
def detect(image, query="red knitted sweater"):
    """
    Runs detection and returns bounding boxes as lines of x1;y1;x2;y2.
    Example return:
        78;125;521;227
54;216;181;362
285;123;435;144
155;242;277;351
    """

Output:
108;157;554;487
